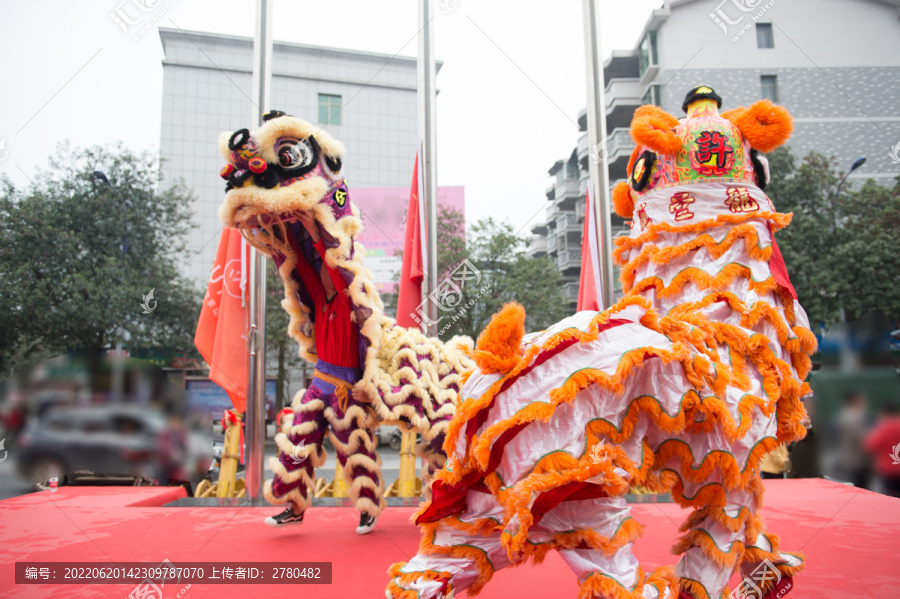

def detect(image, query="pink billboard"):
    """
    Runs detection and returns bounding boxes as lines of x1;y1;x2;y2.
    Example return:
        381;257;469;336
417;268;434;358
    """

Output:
352;186;465;293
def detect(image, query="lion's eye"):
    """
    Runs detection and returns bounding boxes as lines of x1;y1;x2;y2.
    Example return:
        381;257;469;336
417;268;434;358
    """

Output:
277;139;314;169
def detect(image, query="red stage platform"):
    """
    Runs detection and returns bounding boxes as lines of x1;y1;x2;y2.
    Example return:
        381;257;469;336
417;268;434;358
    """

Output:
0;479;896;598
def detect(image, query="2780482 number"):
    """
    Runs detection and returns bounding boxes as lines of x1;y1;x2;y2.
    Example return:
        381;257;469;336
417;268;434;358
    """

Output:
271;567;321;579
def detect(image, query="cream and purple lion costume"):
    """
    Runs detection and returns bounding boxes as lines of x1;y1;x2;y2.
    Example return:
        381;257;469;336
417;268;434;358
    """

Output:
388;87;814;599
216;110;473;518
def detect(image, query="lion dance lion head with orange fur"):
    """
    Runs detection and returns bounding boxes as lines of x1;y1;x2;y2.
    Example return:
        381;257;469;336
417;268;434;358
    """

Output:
388;87;813;599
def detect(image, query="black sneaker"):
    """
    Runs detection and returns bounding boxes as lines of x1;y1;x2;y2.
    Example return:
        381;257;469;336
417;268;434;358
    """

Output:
356;511;377;535
265;507;304;527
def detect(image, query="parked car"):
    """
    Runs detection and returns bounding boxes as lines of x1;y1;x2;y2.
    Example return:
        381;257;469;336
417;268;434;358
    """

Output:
381;426;421;451
16;405;174;486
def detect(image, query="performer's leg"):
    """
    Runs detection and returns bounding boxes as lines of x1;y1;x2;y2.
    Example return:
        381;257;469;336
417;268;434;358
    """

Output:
674;477;803;599
387;491;513;599
263;386;328;521
738;478;805;597
539;497;675;599
326;398;386;522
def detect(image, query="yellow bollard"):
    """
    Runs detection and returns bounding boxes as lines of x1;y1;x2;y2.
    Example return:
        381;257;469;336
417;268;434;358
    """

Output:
398;430;418;497
332;458;348;497
217;409;242;498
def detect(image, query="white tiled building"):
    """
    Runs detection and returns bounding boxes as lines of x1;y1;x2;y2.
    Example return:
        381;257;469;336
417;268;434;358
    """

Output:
159;28;423;287
531;0;900;312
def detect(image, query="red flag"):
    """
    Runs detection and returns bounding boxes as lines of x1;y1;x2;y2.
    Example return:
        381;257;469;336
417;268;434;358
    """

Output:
577;189;603;311
396;154;424;329
194;228;250;413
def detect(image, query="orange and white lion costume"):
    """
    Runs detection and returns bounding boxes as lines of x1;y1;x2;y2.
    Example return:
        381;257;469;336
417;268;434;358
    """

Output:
387;87;813;599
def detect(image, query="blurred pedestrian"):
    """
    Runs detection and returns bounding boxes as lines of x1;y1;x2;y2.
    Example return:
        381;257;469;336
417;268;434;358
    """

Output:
760;444;788;479
836;391;871;488
788;397;821;478
863;403;900;498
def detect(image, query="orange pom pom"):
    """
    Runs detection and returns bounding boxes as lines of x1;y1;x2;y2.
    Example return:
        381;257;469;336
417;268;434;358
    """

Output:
731;99;793;153
612;181;634;218
630;105;682;155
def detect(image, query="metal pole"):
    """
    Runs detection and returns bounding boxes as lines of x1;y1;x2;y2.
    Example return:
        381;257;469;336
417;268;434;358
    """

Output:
582;0;615;309
246;0;273;505
418;0;439;338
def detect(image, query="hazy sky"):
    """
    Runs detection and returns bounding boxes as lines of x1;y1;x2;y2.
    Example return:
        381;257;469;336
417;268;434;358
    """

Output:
0;0;662;236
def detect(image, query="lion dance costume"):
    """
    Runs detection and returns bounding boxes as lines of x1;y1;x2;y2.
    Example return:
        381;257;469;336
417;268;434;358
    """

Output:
217;111;473;522
388;87;814;599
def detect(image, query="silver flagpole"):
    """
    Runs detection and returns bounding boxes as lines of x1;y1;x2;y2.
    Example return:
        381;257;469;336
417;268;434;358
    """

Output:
582;0;615;309
418;0;439;337
246;0;273;505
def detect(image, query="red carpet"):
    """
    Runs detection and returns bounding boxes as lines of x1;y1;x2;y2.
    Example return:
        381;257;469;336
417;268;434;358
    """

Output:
0;479;896;598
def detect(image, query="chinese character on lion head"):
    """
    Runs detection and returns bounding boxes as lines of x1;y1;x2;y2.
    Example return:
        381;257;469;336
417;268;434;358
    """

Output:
611;85;793;229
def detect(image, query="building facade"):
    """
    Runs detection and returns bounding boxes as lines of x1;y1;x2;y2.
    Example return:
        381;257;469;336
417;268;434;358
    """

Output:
159;28;422;287
531;0;900;312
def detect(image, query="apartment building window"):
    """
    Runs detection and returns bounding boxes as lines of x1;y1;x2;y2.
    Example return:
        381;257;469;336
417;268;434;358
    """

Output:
639;31;658;77
756;23;774;48
318;93;342;125
566;156;579;180
642;84;662;106
760;75;778;102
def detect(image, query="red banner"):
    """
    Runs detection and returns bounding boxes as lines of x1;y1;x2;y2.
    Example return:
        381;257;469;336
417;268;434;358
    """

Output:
194;228;250;413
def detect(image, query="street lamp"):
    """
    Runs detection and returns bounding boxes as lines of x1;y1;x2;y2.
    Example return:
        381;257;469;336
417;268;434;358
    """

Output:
92;170;130;402
836;156;866;195
829;156;866;331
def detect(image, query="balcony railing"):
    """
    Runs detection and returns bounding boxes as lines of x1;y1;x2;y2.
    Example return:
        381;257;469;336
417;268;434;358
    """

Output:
607;128;633;154
555;212;581;233
557;249;581;270
529;237;547;256
604;78;643;110
547;234;558;253
562;281;580;302
555;178;580;200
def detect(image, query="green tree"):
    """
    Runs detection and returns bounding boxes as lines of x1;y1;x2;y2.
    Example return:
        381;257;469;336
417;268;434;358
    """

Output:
437;203;467;281
437;217;567;340
0;143;201;372
766;147;900;325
